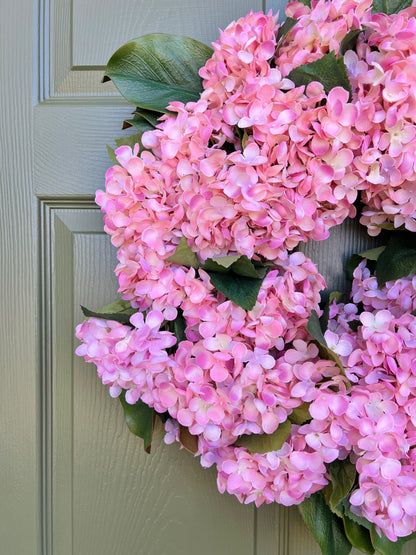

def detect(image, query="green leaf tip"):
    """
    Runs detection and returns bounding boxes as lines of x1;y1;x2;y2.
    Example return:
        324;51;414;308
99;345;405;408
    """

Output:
119;393;154;453
81;300;136;325
307;310;347;376
167;236;200;268
235;419;292;454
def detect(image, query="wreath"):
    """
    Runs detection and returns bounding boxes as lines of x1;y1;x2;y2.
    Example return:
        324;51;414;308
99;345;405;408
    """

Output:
76;1;416;553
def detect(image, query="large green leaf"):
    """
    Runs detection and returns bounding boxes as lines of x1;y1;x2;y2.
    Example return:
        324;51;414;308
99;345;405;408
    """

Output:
81;300;136;325
103;34;213;111
370;527;416;555
328;459;357;515
287;52;352;99
119;393;154;453
235;419;292;454
299;492;352;555
372;0;412;14
343;517;374;554
376;233;416;286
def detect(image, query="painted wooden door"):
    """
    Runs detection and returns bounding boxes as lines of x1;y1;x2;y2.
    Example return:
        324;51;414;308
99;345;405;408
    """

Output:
3;0;416;554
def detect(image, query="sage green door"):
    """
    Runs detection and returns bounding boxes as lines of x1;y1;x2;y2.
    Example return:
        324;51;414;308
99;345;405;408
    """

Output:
3;0;416;554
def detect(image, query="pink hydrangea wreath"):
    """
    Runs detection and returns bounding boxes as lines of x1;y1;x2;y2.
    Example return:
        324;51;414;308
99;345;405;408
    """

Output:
76;1;416;552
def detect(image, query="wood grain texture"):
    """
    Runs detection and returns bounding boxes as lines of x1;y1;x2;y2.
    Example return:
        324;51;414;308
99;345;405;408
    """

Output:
34;104;135;196
1;0;40;553
72;0;263;66
266;0;289;17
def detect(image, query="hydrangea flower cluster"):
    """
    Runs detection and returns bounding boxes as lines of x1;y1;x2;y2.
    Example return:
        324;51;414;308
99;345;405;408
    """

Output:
348;11;416;234
76;0;416;549
323;261;416;540
77;254;328;447
275;0;416;233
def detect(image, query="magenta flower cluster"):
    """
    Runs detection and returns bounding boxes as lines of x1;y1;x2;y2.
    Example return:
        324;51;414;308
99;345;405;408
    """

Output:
76;0;416;544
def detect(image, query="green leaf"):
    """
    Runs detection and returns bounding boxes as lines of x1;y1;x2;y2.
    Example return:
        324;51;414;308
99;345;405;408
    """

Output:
167;236;200;268
133;107;162;127
172;308;187;344
276;17;297;46
287;52;352;99
298;492;352;555
103;34;213;111
328;459;357;516
114;132;148;150
358;246;386;261
203;254;268;279
119;393;154;453
106;145;120;165
372;0;412;14
307;310;347;375
320;291;344;333
370;527;416;555
376;233;416;286
80;300;136;325
336;496;372;531
123;108;162;131
203;255;242;272
376;222;407;231
340;29;364;55
235;419;292;454
206;271;265;311
307;309;329;346
343;517;374;554
346;253;363;281
288;402;311;425
202;255;269;311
